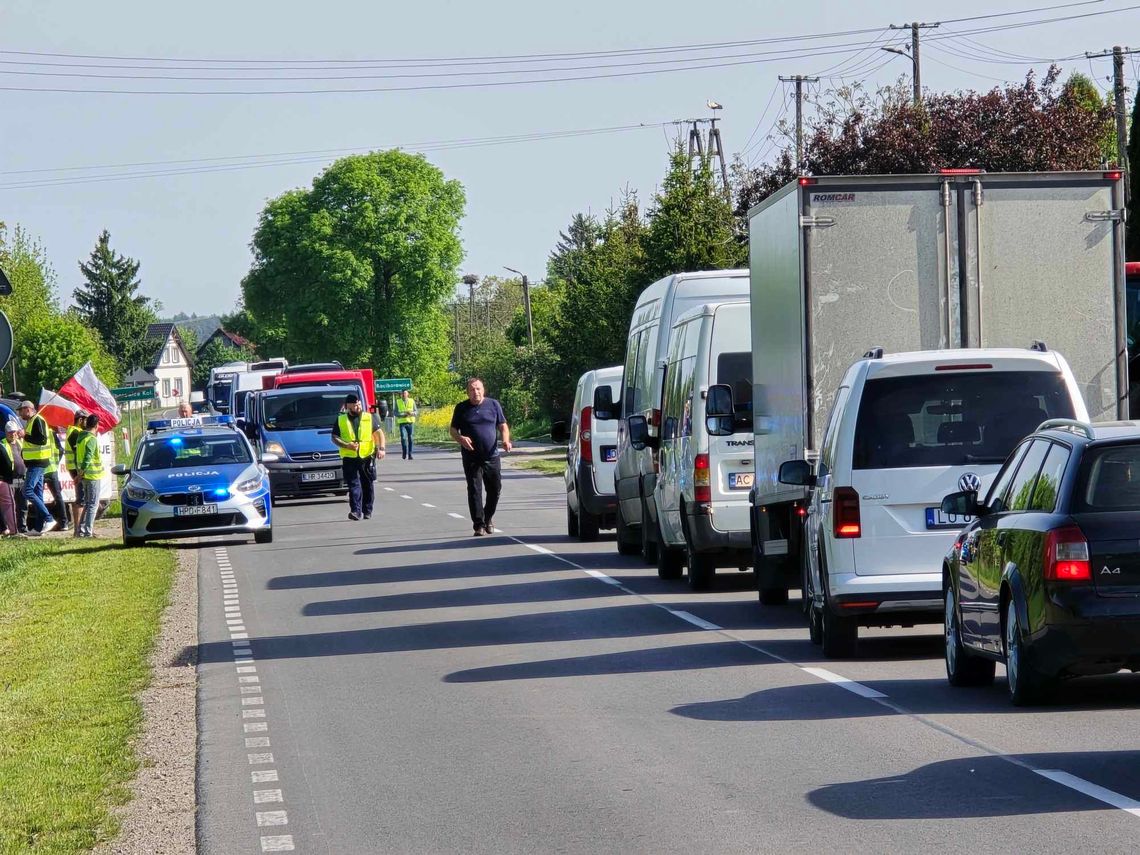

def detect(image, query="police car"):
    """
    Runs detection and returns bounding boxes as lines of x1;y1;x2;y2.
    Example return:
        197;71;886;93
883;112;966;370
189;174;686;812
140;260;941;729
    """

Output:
112;416;275;547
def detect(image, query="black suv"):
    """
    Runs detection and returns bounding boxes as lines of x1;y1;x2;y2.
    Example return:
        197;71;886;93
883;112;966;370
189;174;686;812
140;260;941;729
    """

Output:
940;419;1140;705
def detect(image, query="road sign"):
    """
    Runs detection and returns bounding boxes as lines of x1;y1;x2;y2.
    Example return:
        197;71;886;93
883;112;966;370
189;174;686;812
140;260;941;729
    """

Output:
112;386;157;402
375;377;412;393
0;311;11;371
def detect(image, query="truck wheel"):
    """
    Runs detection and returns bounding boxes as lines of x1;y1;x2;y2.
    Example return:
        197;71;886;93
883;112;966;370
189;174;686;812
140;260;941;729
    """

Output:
808;601;823;645
640;497;658;565
821;603;858;659
566;503;580;538
687;551;715;591
255;528;273;545
615;505;640;556
578;493;600;542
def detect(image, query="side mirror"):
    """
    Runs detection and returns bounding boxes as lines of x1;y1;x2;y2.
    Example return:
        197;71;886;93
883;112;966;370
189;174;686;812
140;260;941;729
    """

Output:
110;463;129;476
260;453;280;464
778;459;816;487
593;386;616;421
706;415;735;437
627;415;658;451
706;384;734;417
550;420;569;444
941;490;985;518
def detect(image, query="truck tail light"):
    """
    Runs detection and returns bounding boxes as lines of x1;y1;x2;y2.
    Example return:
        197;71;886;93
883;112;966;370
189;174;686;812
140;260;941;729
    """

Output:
580;406;593;463
1044;525;1090;581
833;487;861;538
1105;170;1123;181
694;454;711;503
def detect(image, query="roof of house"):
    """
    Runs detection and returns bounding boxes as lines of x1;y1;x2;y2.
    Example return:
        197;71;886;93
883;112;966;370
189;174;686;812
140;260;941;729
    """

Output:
142;323;193;371
198;327;252;354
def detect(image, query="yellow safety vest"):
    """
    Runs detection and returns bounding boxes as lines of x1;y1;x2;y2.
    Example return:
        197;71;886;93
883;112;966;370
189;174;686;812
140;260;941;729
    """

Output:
337;412;375;459
65;425;80;470
44;432;60;475
0;439;13;476
395;397;416;425
21;413;52;463
76;431;104;481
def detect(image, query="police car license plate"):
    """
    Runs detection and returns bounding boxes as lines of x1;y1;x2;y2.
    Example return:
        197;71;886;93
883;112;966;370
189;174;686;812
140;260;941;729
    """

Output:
174;504;218;516
729;472;753;490
302;470;337;482
925;507;972;529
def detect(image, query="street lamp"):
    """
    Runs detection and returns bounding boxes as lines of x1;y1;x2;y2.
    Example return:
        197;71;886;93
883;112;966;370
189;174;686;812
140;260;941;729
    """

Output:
503;266;535;347
881;44;921;107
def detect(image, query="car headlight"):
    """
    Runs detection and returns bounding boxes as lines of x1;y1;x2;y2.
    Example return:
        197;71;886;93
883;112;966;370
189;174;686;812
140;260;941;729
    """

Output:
237;475;263;494
125;479;156;501
265;441;286;457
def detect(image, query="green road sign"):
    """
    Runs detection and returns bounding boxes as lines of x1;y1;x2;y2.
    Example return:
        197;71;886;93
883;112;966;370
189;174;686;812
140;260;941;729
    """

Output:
375;378;412;393
112;386;157;402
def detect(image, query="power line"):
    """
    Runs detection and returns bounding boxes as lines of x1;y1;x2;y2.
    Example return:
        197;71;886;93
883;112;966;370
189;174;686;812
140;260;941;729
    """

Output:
738;81;782;156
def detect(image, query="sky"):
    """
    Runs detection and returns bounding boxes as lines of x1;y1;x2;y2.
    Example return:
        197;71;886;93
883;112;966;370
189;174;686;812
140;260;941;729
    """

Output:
1;0;1138;318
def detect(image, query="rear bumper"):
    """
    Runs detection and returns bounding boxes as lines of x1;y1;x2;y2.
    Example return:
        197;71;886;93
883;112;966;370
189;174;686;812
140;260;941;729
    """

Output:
576;462;616;516
266;461;345;496
685;506;752;559
1028;596;1140;676
829;571;942;623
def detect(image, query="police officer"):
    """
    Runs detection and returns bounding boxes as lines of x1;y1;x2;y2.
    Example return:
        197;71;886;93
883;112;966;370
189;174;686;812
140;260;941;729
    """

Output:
17;400;58;533
395;389;418;460
331;393;385;521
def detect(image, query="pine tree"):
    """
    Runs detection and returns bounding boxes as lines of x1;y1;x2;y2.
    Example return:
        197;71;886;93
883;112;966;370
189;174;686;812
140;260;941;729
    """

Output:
73;230;157;371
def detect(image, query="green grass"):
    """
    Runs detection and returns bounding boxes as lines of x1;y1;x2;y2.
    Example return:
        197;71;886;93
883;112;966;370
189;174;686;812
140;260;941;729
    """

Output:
0;538;175;854
511;455;566;477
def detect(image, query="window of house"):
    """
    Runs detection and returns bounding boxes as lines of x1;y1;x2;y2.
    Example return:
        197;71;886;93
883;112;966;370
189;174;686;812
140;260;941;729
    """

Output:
163;378;171;398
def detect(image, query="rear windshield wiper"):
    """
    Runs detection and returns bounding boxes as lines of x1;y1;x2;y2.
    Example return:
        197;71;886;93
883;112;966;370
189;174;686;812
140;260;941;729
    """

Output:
964;454;1007;463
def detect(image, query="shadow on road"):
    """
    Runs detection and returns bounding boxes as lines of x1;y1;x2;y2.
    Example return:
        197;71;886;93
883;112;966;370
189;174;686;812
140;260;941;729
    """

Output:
269;552;565;589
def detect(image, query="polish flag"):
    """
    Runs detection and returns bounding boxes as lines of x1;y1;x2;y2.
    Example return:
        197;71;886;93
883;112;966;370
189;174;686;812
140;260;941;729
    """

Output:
59;362;121;432
37;388;86;430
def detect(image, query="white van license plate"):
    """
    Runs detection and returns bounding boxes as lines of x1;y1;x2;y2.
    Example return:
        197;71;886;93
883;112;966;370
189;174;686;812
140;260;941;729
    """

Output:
729;472;753;490
602;446;617;462
302;470;337;483
925;507;972;529
174;504;218;516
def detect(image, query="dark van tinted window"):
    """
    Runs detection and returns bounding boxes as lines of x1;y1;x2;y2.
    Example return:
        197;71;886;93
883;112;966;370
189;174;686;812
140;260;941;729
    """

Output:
715;352;752;423
852;371;1073;470
1076;444;1140;511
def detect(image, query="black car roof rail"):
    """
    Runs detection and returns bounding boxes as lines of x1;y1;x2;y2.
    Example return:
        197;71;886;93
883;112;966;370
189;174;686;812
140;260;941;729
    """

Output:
863;346;885;359
1037;418;1094;440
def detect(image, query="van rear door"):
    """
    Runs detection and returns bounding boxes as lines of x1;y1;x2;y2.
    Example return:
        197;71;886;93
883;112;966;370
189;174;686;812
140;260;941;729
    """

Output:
707;304;753;532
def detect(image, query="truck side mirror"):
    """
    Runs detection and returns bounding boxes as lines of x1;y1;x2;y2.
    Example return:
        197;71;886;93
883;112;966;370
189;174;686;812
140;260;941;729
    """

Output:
778;459;816;487
627;415;657;451
593;386;617;421
550;420;569;444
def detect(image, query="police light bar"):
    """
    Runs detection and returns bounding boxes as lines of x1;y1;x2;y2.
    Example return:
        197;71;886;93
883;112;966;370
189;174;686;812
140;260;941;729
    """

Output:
147;415;235;432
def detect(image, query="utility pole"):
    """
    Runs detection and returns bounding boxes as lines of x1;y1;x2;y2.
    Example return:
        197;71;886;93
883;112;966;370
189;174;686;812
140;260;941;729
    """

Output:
779;75;819;174
453;303;461;363
504;266;534;346
885;21;938;107
687;120;705;169
706;118;731;199
1087;45;1138;203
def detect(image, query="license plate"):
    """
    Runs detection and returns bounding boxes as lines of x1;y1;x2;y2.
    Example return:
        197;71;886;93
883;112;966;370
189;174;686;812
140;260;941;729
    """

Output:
302;470;338;482
925;507;972;529
174;503;218;516
729;472;754;490
602;447;617;463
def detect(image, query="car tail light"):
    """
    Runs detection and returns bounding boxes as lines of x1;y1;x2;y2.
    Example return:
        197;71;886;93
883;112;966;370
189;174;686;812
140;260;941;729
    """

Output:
580;406;593;462
833;487;861;538
650;408;661;428
1044;525;1090;581
694;453;711;503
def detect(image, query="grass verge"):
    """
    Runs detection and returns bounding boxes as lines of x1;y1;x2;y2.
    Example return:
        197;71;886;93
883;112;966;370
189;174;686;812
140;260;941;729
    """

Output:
0;537;175;854
510;456;565;477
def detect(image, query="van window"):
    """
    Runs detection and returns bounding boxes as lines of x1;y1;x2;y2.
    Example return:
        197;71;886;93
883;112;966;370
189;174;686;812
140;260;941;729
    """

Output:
818;387;850;479
623;332;643;418
715;352;752;427
852;371;1074;470
1076;443;1140;511
635;326;660;414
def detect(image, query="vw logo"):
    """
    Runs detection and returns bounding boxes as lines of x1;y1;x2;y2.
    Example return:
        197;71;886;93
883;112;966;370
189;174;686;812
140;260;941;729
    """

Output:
312;452;322;461
958;472;981;493
188;485;201;493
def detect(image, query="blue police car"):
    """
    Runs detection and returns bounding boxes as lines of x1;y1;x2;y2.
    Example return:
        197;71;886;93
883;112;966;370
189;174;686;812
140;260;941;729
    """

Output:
112;416;274;547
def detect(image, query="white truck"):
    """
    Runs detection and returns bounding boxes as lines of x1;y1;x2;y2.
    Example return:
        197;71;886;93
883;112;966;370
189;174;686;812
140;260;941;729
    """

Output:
746;170;1129;604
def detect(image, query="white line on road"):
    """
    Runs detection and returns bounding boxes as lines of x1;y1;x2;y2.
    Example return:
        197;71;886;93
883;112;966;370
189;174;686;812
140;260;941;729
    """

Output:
585;569;622;587
669;610;722;631
525;543;554;556
261;835;295;852
245;722;269;733
447;512;464;519
252;769;278;782
256;810;288;826
253;789;283;803
801;667;887;699
422;503;436;508
1036;770;1140;819
247;752;273;763
383;487;395;492
246;737;271;748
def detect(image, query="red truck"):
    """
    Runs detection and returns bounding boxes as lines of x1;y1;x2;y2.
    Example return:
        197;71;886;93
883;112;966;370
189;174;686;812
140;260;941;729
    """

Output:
262;363;377;411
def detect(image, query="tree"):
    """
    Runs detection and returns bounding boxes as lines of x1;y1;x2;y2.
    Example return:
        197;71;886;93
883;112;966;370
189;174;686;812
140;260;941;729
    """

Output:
1129;93;1140;262
193;337;256;388
242;150;465;383
73;230;157;371
0;223;59;336
176;325;199;363
17;312;118;392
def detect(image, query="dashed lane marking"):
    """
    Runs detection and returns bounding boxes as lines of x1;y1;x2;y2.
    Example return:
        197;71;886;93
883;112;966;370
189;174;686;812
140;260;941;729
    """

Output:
260;835;295;852
400;494;414;499
1035;770;1140;819
801;666;887;699
447;512;464;519
670;610;722;631
422;503;436;508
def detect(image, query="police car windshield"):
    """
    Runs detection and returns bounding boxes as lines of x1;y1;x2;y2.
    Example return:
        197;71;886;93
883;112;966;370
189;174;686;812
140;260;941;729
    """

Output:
263;391;346;431
136;434;252;470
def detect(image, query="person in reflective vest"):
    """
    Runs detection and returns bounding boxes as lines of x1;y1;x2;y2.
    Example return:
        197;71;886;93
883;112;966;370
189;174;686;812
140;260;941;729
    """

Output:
0;430;22;536
395;389;418;460
331;393;386;521
17;400;59;534
66;412;87;533
41;425;71;532
75;414;103;538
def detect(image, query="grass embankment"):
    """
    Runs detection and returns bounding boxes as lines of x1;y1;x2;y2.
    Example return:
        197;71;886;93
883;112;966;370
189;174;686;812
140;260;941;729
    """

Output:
0;538;175;854
512;455;566;477
415;407;552;446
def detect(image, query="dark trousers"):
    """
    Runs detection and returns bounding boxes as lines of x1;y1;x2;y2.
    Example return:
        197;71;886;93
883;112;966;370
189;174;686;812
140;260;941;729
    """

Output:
45;471;69;527
399;423;414;458
11;477;27;532
0;481;16;534
342;457;375;517
462;455;502;528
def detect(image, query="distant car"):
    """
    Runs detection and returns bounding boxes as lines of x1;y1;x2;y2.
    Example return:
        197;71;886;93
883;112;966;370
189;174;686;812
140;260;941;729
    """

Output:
554;366;622;541
942;419;1140;704
112;415;274;546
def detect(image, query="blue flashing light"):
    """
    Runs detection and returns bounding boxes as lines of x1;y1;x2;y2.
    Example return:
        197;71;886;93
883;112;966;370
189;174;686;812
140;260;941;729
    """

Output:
169;437;183;446
212;488;229;498
147;419;172;431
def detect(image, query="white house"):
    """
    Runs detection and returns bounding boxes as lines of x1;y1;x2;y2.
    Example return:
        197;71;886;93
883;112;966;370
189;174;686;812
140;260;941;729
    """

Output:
124;324;193;408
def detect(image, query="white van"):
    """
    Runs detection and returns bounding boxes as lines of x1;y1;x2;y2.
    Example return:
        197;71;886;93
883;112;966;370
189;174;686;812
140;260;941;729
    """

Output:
779;348;1088;658
598;269;749;560
556;367;622;541
642;302;754;589
229;359;289;422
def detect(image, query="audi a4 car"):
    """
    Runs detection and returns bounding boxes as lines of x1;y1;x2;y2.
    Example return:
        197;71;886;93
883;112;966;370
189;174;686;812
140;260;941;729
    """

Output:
112;416;274;546
942;419;1140;704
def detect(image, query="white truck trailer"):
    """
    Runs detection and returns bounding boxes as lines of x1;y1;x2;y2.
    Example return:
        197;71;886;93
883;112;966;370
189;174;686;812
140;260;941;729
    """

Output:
747;169;1128;602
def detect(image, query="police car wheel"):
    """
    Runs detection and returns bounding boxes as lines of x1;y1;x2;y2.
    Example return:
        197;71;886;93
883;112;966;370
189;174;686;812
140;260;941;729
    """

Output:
255;528;273;544
123;535;145;548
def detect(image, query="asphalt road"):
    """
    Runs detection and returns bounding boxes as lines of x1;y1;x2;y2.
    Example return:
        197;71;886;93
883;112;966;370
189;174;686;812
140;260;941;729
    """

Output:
195;446;1140;854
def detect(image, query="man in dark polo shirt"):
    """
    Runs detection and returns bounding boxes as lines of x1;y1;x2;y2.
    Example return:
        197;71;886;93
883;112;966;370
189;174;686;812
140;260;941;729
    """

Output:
450;377;512;536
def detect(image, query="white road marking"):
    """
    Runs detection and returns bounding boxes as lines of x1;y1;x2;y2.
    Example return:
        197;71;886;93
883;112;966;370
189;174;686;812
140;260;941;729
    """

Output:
422;503;436;508
525;543;554;556
256;810;288;826
242;697;264;706
241;686;262;695
234;658;254;665
261;835;295;852
670;610;722;631
245;737;272;748
245;723;269;733
251;769;278;782
1036;770;1140;819
447;512;465;519
236;666;257;673
384;487;395;492
231;632;249;639
585;569;621;586
225;606;241;612
243;709;267;719
801;667;887;699
254;788;283;803
247;752;273;763
400;494;413;499
239;676;260;684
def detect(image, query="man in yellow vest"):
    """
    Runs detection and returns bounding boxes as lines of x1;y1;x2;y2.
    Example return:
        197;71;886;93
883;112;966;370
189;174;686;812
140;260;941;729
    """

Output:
331;393;386;521
395;389;418;460
65;411;87;533
74;414;103;538
17;400;59;534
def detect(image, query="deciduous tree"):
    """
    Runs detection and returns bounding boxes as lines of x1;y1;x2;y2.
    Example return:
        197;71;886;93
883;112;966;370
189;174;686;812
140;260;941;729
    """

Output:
18;312;118;392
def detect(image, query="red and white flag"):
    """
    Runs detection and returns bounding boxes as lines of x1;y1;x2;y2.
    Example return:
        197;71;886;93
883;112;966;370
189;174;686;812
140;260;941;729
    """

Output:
59;362;121;432
37;388;86;430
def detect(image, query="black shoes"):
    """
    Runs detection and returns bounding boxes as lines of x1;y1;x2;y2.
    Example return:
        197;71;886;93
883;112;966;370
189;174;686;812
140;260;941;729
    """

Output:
473;525;485;536
363;513;372;520
483;522;496;534
348;511;362;521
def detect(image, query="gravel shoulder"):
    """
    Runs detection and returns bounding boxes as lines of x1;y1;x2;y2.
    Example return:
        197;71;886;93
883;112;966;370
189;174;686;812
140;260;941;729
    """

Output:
96;538;198;855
